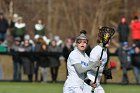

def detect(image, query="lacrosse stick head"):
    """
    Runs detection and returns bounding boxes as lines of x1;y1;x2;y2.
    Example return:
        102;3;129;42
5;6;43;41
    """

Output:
98;26;115;46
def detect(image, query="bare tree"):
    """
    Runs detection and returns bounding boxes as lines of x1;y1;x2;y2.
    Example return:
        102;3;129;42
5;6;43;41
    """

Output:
2;0;138;46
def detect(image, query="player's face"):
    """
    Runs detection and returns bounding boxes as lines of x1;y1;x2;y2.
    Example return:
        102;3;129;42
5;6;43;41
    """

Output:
76;39;88;52
105;39;111;48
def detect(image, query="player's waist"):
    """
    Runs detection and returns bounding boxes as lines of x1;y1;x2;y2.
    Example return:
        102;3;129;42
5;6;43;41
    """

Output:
65;76;84;85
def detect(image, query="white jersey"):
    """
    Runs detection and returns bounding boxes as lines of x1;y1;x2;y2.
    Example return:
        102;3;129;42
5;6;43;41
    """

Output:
87;45;108;85
64;48;89;87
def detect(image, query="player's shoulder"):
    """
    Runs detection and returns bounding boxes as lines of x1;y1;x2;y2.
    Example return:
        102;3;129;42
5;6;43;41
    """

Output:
69;48;79;57
90;45;102;56
91;45;102;51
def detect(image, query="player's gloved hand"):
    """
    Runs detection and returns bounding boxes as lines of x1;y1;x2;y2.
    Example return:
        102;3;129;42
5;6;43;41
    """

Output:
91;83;96;88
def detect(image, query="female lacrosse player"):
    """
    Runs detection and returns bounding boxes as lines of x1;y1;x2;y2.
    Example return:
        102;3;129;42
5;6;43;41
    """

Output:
63;30;100;93
83;26;115;93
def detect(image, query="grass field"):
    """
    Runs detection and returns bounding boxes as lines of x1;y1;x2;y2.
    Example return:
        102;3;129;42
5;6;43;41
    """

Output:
0;55;140;93
0;82;63;93
0;82;139;93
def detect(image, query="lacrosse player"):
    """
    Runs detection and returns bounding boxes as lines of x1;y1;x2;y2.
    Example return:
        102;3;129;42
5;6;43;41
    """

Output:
84;26;115;93
63;30;100;93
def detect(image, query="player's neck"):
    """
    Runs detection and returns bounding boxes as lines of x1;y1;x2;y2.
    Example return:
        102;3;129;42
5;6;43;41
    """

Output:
99;43;106;50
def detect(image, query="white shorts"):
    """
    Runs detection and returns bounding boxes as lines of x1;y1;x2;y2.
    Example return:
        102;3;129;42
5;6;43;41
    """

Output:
83;83;105;93
63;86;84;93
94;85;105;93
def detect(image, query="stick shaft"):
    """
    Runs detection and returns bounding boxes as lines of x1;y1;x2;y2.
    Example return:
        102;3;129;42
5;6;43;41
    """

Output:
94;48;104;84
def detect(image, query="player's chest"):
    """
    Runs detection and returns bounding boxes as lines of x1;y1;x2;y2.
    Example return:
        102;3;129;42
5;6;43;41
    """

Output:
79;56;89;67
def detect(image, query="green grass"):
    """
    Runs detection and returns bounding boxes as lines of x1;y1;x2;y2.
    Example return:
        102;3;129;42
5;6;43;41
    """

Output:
103;84;140;93
0;82;139;93
0;82;63;93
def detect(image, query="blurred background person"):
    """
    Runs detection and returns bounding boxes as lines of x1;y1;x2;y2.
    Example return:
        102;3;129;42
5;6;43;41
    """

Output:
13;17;26;41
117;16;130;84
0;12;9;80
19;36;34;82
54;35;64;49
48;39;62;83
117;16;129;43
130;16;140;46
62;37;74;76
33;37;45;82
131;44;140;84
9;13;19;32
39;42;49;82
0;12;9;43
34;19;50;45
118;42;132;84
34;19;45;38
11;37;22;81
33;36;49;82
130;16;140;84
